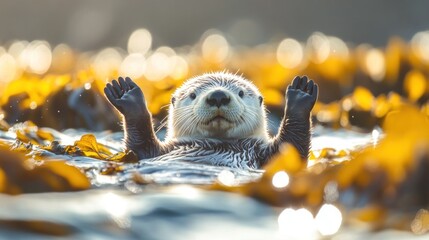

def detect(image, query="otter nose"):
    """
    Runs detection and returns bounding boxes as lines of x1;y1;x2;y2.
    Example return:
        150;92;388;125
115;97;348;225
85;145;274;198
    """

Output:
206;90;230;107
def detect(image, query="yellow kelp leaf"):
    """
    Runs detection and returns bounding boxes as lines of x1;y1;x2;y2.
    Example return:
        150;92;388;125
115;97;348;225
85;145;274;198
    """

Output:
373;94;390;118
421;102;429;116
404;70;426;102
338;106;429;186
384;37;403;83
73;134;112;159
12;121;55;145
264;144;304;176
0;74;70;108
388;92;404;109
42;161;90;190
0;219;74;237
383;106;429;137
353;87;374;111
100;162;125;175
0;119;9;131
107;150;139;163
0;169;5;192
0;145;90;194
351;206;387;223
16;130;34;144
36;129;55;142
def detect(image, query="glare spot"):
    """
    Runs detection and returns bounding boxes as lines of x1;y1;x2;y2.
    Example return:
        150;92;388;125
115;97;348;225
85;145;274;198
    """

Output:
84;82;92;90
365;49;385;81
128;28;152;55
144;52;172;81
0;53;18;83
52;44;74;72
100;192;131;228
27;41;52;74
217;170;235;186
278;208;317;238
342;98;353;111
93;48;122;80
156;46;176;57
120;53;146;79
315;204;342;236
169;56;189;80
307;32;330;64
372;129;380;147
411;31;429;63
328;36;349;59
272;171;290;189
202;33;229;63
29;101;37;110
8;41;29;68
277;38;303;69
169;185;200;199
0;113;4;120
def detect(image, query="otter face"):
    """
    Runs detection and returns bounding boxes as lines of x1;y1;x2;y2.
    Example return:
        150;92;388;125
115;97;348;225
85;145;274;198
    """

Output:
166;72;268;141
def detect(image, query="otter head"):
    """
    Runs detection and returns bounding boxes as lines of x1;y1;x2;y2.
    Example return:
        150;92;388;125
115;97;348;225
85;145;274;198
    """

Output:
166;72;268;141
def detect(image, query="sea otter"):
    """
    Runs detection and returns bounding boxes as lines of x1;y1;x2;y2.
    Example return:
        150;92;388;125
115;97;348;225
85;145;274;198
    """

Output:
104;72;318;168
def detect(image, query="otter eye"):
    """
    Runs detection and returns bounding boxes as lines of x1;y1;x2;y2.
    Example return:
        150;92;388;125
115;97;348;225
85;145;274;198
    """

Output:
238;90;244;98
190;93;196;100
259;96;263;105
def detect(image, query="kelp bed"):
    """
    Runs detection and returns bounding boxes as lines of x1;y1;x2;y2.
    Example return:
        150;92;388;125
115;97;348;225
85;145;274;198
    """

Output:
1;30;429;239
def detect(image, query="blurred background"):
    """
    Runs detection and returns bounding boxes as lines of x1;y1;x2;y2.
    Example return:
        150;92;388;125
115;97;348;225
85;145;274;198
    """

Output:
1;0;429;50
0;0;429;132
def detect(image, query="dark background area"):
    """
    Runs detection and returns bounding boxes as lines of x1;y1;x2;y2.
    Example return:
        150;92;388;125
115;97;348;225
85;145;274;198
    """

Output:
1;0;428;50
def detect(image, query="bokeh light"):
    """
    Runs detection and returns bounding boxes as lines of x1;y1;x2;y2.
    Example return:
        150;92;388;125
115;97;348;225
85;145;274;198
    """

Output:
271;171;290;189
120;53;147;79
218;170;236;186
365;48;386;81
202;33;229;63
0;54;18;83
169;55;189;80
277;38;303;69
93;48;122;80
144;51;172;81
411;31;429;63
307;32;330;64
278;208;317;238
315;204;342;236
128;28;152;55
24;41;52;75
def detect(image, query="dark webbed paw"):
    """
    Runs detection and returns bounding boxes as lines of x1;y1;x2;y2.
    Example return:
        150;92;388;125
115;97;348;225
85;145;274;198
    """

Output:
286;76;319;118
104;77;148;120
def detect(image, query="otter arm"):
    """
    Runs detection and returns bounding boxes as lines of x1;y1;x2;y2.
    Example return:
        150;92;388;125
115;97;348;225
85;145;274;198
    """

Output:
123;108;163;159
104;77;163;159
263;76;318;163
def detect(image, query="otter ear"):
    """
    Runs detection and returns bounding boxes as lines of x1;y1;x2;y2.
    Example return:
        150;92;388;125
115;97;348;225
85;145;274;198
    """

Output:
259;96;263;106
171;97;176;107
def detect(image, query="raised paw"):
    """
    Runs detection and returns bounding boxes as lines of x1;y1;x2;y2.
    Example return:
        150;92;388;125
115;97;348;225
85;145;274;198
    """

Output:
286;76;319;118
104;77;148;119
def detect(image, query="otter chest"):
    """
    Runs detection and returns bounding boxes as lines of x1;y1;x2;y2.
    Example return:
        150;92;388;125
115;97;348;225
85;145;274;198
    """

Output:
152;139;267;169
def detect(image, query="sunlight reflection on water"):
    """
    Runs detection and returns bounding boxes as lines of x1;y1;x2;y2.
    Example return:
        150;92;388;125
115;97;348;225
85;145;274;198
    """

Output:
0;126;399;239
